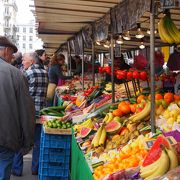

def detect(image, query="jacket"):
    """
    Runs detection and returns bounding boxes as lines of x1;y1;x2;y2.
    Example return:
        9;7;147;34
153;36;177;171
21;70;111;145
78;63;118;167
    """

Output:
24;64;48;116
0;57;35;152
48;64;72;85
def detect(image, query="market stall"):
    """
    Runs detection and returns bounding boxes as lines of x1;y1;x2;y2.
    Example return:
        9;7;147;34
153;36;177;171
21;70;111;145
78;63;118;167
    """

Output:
33;0;180;179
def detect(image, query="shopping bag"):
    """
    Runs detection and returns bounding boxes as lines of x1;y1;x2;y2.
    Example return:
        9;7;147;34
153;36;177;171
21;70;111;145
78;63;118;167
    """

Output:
46;83;57;100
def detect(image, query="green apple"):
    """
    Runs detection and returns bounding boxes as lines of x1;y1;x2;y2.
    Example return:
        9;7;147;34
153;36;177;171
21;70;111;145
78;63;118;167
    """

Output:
161;99;168;109
155;100;161;106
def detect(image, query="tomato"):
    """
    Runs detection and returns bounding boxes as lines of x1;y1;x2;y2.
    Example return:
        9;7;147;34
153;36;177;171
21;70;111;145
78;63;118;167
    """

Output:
117;70;126;79
126;71;133;80
140;71;148;81
132;71;140;79
98;67;103;73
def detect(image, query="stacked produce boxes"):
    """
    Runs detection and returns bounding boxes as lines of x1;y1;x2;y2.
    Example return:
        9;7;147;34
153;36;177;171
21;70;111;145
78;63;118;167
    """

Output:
39;128;71;180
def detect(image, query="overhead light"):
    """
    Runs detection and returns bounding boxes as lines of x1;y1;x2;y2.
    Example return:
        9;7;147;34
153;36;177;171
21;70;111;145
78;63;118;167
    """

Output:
123;31;131;40
135;23;144;39
116;34;124;44
103;40;110;48
139;41;145;49
146;29;157;35
96;41;101;45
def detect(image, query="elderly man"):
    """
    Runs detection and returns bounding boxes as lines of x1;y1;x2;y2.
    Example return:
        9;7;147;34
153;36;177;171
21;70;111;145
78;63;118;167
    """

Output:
0;37;35;180
12;52;48;176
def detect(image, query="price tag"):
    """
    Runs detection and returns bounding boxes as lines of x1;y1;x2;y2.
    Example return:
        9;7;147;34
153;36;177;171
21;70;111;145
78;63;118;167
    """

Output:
160;0;180;9
145;136;177;149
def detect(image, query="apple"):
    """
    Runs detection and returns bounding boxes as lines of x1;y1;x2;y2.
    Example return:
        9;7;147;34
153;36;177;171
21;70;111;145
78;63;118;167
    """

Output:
177;101;180;108
161;99;169;109
155;100;162;106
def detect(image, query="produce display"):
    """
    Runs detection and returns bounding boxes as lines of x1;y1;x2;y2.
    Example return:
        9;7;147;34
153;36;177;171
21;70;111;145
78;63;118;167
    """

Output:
39;73;180;180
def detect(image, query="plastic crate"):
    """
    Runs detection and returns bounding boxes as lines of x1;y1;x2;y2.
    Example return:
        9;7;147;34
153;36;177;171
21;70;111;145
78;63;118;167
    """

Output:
38;175;68;180
39;148;70;163
41;131;71;142
39;162;69;177
41;130;71;149
41;139;71;149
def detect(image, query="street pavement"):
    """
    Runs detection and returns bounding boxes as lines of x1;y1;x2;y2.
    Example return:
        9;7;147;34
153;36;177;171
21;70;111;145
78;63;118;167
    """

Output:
11;153;38;180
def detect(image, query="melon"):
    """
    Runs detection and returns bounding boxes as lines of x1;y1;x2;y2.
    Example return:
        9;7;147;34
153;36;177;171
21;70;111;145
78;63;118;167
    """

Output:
80;127;92;138
105;120;121;134
142;135;170;167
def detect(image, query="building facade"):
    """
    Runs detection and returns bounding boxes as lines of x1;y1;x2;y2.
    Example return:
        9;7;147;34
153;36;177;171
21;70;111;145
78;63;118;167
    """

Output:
0;0;18;43
16;20;43;53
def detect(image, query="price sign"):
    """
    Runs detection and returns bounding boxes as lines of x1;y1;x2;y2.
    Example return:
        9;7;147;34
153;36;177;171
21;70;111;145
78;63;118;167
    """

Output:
145;136;177;149
160;0;180;9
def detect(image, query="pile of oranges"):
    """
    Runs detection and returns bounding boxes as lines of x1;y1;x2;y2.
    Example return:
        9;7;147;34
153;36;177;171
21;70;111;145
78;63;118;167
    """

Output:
93;146;148;180
112;101;132;117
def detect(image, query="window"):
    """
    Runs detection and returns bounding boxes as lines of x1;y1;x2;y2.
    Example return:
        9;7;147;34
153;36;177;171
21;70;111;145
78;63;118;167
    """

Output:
29;44;32;49
29;36;33;41
23;36;26;41
23;27;26;33
29;28;33;33
23;43;26;49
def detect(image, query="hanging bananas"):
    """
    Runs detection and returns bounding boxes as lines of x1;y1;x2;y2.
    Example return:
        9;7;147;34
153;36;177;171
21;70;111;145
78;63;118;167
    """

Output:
158;13;180;44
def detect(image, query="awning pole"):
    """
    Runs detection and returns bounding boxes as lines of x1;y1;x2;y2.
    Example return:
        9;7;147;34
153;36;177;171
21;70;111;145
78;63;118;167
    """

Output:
92;42;95;86
67;41;71;75
150;0;156;133
110;34;115;103
82;36;85;91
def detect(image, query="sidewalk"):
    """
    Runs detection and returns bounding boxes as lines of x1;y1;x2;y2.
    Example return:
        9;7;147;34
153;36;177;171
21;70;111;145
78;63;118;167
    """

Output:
10;153;38;180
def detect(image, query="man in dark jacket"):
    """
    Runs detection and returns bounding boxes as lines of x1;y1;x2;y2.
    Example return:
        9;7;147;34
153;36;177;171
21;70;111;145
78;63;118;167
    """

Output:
0;36;35;180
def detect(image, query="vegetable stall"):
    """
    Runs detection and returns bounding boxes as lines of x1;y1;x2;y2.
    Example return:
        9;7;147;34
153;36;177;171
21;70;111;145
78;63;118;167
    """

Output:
33;0;180;179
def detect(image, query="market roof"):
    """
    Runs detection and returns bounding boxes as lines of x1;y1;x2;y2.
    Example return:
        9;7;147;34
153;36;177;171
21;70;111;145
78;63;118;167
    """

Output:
33;0;122;54
33;0;180;55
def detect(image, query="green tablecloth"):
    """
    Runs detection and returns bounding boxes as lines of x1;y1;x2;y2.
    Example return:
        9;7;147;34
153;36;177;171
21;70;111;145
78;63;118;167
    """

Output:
71;133;93;180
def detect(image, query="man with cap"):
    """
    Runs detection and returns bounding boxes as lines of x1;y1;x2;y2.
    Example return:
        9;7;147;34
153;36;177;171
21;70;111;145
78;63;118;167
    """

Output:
0;36;35;180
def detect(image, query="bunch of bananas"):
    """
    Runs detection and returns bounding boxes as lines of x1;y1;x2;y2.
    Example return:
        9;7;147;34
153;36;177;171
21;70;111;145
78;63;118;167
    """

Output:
73;118;94;132
140;148;178;179
102;112;114;124
158;13;180;44
129;101;151;123
91;125;107;148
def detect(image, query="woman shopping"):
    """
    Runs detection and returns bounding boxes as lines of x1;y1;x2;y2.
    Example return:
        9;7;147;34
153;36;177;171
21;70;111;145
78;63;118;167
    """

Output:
47;53;72;106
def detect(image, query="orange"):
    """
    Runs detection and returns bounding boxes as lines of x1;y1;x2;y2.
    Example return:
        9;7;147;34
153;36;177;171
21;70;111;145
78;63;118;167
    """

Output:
164;92;174;103
130;104;137;113
174;94;180;101
112;109;123;117
118;101;129;109
119;104;131;115
155;93;163;100
137;95;146;104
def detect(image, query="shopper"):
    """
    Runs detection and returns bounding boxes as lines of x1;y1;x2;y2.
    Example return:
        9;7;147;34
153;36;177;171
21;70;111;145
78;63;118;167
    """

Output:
0;36;35;180
12;52;48;176
47;53;72;105
167;45;180;71
35;49;49;71
11;51;23;70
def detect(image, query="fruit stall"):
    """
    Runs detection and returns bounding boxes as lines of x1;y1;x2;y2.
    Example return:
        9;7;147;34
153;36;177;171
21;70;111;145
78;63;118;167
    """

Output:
33;0;180;179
